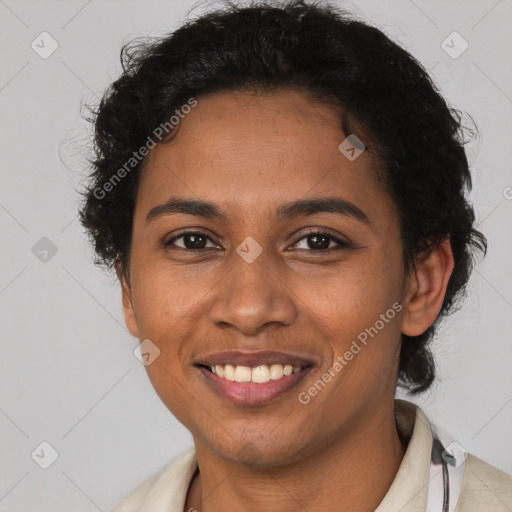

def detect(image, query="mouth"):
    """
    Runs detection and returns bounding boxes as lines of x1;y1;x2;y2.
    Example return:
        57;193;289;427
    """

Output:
194;350;315;405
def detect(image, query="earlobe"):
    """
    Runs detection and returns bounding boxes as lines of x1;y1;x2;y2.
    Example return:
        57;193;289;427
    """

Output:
115;262;140;338
400;239;455;337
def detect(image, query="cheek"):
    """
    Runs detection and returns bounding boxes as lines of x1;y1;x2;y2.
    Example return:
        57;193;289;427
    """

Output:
306;256;402;332
130;259;207;337
130;268;206;420
300;250;404;381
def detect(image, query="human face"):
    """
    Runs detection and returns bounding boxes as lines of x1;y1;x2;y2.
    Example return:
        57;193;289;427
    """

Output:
120;89;407;466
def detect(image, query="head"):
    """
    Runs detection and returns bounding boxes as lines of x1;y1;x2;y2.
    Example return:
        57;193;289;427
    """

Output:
79;0;485;466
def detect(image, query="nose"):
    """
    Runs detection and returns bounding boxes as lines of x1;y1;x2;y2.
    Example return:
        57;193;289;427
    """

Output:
208;251;297;336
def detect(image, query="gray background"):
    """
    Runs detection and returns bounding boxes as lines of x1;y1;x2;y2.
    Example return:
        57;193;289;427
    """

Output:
1;0;511;510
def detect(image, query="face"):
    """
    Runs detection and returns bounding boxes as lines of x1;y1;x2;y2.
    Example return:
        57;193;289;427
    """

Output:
118;89;442;467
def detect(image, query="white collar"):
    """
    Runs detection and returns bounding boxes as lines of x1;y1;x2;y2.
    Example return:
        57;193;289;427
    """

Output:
375;399;433;511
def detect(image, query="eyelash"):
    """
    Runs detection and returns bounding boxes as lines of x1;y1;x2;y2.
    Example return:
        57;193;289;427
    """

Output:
163;229;352;253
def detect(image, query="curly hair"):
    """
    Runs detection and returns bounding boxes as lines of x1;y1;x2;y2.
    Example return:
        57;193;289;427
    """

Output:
79;0;486;394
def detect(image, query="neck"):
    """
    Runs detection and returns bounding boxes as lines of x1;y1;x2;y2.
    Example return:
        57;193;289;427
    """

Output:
185;401;406;512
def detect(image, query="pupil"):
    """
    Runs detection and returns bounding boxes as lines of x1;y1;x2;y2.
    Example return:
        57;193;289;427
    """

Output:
185;234;207;249
309;234;329;250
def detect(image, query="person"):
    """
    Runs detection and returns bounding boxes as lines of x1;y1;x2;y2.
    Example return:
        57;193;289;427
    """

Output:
78;1;512;510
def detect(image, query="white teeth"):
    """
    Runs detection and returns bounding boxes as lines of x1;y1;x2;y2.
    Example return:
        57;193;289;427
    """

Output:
252;365;271;383
224;364;236;381
207;363;304;383
234;366;251;382
269;364;284;380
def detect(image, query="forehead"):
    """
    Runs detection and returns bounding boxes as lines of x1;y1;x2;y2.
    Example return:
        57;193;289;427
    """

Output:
135;90;391;224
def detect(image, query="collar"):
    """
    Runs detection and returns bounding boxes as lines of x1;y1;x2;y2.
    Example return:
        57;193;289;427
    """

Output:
375;399;434;511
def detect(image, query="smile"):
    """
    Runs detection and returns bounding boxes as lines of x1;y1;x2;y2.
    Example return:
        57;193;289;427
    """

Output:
194;350;316;405
207;363;302;383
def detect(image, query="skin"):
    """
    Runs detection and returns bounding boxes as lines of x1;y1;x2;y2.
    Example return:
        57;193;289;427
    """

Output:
117;89;454;512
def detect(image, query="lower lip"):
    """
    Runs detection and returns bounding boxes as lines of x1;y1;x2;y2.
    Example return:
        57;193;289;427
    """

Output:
198;366;312;405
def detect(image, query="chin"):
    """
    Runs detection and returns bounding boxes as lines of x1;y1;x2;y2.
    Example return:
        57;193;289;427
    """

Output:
202;428;314;469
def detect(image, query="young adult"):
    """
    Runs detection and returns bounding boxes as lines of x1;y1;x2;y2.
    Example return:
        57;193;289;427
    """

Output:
79;1;512;510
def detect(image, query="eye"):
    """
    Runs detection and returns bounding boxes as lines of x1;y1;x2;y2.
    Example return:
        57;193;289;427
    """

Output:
164;231;220;251
163;230;351;253
290;231;351;252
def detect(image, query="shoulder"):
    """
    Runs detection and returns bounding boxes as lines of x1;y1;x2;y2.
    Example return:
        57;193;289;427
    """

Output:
110;466;164;512
457;454;512;511
110;446;197;512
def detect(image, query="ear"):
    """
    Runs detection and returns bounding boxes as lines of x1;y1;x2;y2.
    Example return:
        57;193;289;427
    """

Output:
115;262;140;338
401;239;454;337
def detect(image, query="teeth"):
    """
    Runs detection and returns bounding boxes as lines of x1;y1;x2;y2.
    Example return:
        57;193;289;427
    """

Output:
269;364;284;380
234;366;251;382
252;365;270;383
224;364;236;381
206;363;304;383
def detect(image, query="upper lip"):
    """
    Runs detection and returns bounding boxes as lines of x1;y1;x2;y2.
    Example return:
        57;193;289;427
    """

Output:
194;350;317;368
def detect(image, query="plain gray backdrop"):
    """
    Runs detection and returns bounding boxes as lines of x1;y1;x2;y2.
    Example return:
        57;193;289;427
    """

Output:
1;0;511;510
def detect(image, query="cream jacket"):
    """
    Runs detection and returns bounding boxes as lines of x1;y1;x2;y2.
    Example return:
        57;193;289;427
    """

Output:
111;400;512;511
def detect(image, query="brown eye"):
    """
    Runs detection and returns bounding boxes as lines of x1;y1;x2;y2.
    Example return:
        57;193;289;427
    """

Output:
292;231;351;252
164;232;218;250
306;233;330;250
183;233;207;249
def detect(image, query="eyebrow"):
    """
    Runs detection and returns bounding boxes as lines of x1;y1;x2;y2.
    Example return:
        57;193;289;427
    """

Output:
145;196;370;225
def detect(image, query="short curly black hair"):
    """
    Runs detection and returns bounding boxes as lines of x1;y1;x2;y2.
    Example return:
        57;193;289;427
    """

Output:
79;0;486;394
